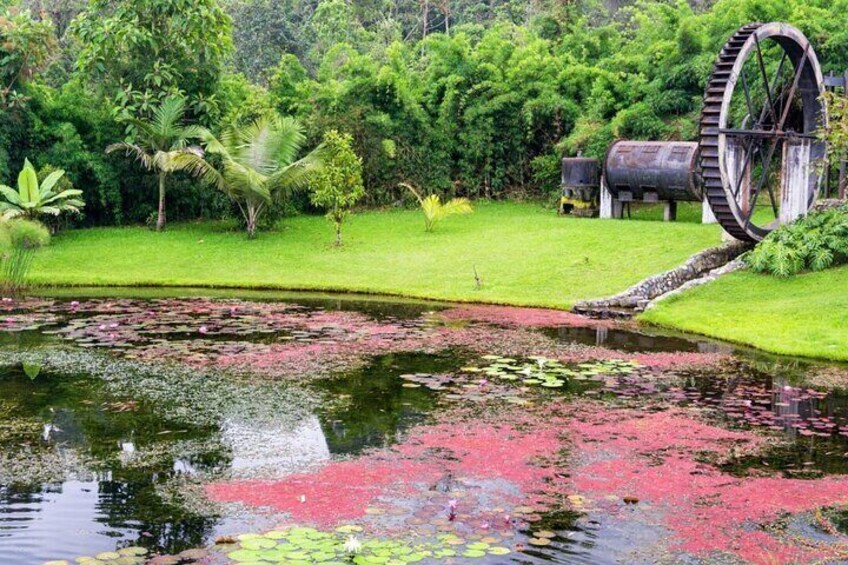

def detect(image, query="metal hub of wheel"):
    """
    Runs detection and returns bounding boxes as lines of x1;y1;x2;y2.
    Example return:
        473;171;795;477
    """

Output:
699;23;828;241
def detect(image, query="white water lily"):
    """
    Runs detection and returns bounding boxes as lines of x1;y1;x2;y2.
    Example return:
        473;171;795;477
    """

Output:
344;535;362;554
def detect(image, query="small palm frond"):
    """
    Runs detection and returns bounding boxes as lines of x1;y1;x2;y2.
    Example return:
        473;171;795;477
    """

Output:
106;142;155;170
172;151;226;192
268;146;324;200
152;97;188;138
440;197;473;217
399;182;425;204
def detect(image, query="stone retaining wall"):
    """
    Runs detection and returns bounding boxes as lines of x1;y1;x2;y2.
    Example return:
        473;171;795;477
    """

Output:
572;240;752;318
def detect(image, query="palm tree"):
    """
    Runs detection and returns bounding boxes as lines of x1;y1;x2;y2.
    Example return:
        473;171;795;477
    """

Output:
106;96;208;231
197;116;323;238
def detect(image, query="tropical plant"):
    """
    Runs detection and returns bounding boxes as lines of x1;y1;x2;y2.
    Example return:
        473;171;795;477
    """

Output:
106;96;209;231
0;218;50;292
400;183;473;232
197;115;323;238
309;130;364;246
0;158;84;221
746;205;848;277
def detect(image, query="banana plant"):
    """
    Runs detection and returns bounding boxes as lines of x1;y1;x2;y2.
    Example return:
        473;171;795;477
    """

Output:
0;159;84;221
400;182;473;232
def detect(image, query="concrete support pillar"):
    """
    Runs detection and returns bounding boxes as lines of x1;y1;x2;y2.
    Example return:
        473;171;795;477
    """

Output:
702;199;718;224
599;178;622;219
780;139;813;224
726;138;751;216
664;200;678;222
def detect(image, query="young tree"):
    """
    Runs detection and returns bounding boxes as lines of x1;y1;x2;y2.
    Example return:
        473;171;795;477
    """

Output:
106;97;208;231
198;116;324;238
310;130;364;246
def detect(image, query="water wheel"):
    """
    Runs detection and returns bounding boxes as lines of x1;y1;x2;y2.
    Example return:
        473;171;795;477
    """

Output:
699;23;828;241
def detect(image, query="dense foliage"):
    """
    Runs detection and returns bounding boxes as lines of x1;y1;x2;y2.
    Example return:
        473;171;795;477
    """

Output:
746;206;848;277
1;0;847;226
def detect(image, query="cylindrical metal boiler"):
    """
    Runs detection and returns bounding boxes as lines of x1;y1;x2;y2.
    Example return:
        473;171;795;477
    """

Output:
561;157;600;201
604;141;701;202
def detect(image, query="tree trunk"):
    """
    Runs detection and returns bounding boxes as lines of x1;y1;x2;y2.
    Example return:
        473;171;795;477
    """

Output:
335;222;342;247
157;171;167;231
247;203;258;239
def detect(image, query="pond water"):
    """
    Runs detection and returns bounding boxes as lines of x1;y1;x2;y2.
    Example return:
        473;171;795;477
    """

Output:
1;292;847;565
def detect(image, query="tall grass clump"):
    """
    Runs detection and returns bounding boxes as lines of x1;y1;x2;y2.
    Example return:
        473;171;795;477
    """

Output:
0;219;51;293
746;206;848;277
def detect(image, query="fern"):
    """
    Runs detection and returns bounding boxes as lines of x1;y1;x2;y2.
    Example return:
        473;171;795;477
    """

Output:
745;204;848;276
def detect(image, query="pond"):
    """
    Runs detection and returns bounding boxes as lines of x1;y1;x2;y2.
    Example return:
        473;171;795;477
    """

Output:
1;291;847;565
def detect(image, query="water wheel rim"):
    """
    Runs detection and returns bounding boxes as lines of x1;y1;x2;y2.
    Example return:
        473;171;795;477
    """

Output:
700;22;828;242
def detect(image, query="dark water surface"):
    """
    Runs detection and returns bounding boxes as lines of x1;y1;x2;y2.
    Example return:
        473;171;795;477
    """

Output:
0;291;846;564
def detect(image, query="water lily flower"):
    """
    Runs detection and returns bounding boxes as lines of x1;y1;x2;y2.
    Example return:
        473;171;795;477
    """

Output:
344;535;362;554
70;301;79;307
199;326;209;334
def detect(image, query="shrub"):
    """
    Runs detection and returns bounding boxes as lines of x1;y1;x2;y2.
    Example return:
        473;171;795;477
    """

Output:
745;206;848;277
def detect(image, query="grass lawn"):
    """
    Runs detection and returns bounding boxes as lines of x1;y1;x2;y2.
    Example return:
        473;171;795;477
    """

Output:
30;202;720;309
642;266;848;361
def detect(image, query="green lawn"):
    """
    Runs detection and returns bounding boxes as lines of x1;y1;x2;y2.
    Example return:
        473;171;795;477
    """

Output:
642;266;848;361
29;202;720;309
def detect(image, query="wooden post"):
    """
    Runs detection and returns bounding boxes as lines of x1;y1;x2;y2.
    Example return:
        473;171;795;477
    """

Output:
780;139;813;224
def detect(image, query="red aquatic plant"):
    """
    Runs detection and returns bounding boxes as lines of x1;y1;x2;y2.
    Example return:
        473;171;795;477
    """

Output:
565;404;848;564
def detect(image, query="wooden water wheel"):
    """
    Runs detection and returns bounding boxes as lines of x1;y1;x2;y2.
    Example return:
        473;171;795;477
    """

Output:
699;23;828;241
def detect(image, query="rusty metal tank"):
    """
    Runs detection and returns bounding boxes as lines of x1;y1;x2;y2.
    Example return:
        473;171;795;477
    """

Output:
604;141;701;202
561;157;600;201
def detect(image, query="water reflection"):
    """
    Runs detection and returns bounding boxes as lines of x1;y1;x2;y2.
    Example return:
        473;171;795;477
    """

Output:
222;415;331;475
545;325;731;354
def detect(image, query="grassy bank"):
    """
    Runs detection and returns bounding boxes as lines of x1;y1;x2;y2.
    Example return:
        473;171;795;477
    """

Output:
30;202;719;309
642;266;848;361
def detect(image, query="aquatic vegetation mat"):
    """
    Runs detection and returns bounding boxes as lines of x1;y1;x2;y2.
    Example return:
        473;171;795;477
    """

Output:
4;294;848;565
